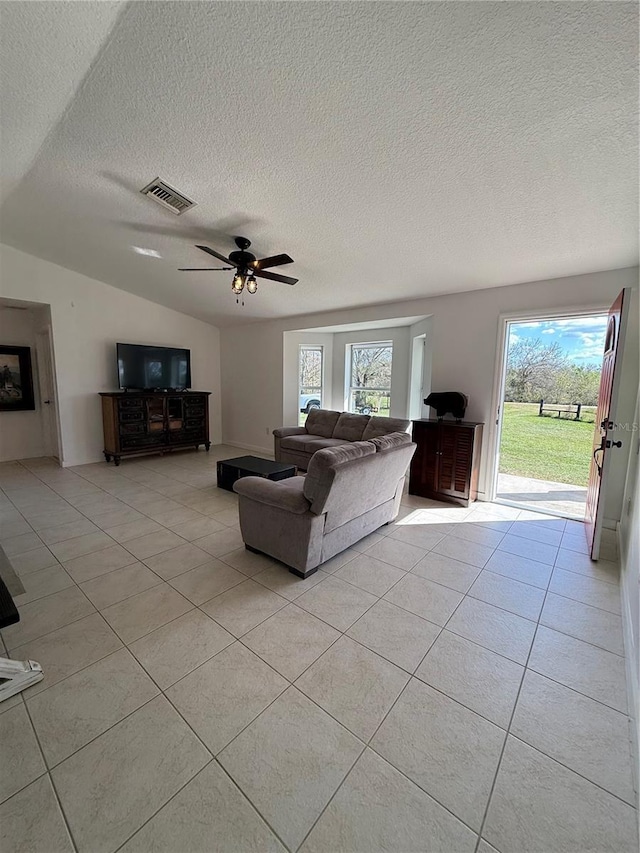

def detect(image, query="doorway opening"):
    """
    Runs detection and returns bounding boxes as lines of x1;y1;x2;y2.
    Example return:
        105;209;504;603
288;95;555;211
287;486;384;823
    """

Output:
0;299;61;465
493;312;608;519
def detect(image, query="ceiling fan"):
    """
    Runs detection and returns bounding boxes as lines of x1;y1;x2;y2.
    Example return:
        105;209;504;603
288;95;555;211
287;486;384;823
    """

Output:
179;236;298;297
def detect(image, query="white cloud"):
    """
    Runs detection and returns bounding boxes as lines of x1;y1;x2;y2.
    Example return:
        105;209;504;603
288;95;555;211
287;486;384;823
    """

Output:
554;316;608;330
542;328;555;334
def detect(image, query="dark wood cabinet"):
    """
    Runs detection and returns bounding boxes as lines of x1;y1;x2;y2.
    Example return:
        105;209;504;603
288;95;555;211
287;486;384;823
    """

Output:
100;391;211;465
409;419;483;507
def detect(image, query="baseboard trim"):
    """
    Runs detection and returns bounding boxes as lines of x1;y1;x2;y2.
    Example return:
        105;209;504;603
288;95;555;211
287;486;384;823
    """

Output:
617;521;639;811
223;440;274;458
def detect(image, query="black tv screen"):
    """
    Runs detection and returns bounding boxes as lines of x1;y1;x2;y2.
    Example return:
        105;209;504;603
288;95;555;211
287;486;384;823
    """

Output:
117;343;191;390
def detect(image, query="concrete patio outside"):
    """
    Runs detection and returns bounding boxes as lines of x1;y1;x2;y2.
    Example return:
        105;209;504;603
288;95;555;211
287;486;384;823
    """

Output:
496;472;587;519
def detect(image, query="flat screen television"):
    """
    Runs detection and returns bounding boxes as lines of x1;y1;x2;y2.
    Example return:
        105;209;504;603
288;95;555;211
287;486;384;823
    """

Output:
117;343;191;391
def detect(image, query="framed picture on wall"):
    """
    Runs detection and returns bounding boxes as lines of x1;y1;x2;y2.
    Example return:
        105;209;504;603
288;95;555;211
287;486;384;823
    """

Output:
0;346;35;411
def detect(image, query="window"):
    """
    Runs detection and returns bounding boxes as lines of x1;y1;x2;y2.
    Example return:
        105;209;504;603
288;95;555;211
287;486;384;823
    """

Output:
299;345;324;426
347;341;393;417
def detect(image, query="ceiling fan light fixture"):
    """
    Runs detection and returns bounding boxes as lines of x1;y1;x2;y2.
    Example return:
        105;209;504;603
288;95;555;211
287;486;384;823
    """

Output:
182;238;298;299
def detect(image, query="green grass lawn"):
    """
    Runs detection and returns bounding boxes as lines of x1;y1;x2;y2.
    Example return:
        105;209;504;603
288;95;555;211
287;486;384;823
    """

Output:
499;402;596;487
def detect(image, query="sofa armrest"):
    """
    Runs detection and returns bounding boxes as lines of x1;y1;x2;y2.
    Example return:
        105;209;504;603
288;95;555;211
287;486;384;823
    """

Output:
273;426;307;438
233;476;311;514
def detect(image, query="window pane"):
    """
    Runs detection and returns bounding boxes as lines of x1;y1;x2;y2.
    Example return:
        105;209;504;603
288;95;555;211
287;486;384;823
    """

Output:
348;342;392;417
350;344;392;388
299;346;323;426
348;389;391;416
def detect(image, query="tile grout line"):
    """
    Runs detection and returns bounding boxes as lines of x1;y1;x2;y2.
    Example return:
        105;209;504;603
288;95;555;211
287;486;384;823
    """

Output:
5;459;303;850
7;470;80;853
470;578;554;852
2;456;632;850
109;758;217;853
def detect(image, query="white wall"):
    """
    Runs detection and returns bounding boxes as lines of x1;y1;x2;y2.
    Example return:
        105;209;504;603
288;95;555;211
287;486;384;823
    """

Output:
618;382;640;806
221;266;638;510
0;244;222;466
0;304;50;461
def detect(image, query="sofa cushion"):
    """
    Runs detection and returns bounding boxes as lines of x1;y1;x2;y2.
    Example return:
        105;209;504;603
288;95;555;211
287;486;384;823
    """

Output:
279;434;313;452
304;441;376;508
304;437;352;452
280;434;351;454
332;413;370;441
361;416;410;440
305;408;341;438
370;432;413;452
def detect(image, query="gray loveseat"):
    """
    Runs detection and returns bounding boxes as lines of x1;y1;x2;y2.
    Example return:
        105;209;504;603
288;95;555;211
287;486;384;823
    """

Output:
273;408;410;471
233;432;416;578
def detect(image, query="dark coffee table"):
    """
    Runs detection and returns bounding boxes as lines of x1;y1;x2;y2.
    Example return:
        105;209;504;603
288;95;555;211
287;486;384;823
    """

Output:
217;455;297;492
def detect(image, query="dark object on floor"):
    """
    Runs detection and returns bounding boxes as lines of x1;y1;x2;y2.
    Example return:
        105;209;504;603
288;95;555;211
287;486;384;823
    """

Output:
0;572;19;628
0;570;44;701
217;455;296;491
424;391;468;421
0;544;25;597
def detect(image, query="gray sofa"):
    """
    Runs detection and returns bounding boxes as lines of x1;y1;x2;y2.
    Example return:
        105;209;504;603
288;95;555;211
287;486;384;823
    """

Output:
273;408;410;471
233;432;416;578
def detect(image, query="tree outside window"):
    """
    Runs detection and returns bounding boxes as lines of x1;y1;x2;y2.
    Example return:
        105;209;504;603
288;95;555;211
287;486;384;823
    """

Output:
299;345;323;425
348;342;392;416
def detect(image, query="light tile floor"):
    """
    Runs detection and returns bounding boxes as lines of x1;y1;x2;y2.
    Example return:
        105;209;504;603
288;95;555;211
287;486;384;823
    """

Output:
0;448;637;853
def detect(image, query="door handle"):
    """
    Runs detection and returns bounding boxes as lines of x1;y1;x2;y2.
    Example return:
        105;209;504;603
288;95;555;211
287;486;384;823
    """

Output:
43;400;51;405
593;445;603;475
594;437;623;476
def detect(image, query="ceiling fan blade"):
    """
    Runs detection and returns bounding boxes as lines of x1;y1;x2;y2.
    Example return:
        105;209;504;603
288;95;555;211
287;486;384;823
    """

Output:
252;253;294;270
254;269;298;286
178;267;232;271
196;245;234;265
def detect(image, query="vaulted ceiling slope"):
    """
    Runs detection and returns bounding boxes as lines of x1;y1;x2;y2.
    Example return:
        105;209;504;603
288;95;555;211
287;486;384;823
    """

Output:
0;1;637;325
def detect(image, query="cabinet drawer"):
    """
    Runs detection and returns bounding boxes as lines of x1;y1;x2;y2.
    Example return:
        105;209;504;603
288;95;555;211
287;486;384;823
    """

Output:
119;410;145;423
185;418;204;430
169;430;204;443
121;434;165;449
184;404;205;416
118;398;144;410
119;422;145;435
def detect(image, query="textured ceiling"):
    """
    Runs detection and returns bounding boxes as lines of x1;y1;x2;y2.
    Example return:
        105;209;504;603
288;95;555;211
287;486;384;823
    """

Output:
0;1;124;206
0;1;637;326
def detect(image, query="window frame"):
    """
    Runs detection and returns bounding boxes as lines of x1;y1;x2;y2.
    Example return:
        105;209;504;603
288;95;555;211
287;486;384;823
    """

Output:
298;344;324;420
346;340;393;416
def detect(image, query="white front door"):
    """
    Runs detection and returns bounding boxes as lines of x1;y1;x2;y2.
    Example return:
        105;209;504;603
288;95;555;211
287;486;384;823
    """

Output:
585;290;629;559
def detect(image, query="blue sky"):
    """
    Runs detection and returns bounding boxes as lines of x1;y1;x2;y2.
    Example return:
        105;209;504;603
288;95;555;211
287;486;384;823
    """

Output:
508;315;608;366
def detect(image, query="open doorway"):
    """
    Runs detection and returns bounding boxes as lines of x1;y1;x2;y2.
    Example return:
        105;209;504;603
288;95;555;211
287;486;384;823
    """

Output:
493;313;608;518
0;299;61;464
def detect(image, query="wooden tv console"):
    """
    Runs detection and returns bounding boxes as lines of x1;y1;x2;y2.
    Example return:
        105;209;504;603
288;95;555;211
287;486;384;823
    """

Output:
100;391;211;465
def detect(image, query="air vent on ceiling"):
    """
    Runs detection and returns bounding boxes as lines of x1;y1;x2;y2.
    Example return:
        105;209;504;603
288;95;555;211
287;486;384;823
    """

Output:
140;178;196;215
